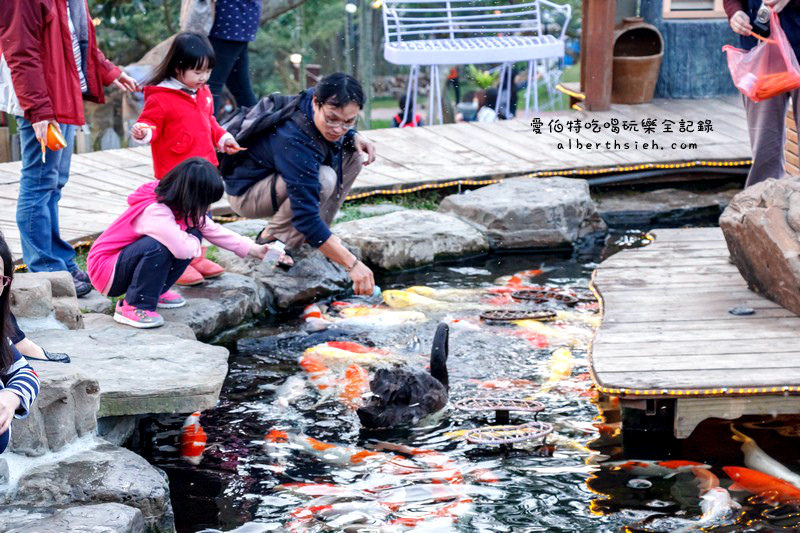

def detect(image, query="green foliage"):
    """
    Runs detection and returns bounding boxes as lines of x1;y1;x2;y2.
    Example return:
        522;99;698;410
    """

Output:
93;0;180;66
467;65;499;90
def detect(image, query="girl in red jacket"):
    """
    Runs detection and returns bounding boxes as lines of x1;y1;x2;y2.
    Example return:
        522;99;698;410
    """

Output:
130;32;241;286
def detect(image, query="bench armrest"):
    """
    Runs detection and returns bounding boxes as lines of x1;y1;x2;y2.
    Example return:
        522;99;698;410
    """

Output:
539;0;572;41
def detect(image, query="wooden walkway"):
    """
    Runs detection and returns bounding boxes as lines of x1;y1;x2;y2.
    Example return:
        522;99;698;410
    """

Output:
0;96;750;259
591;227;800;438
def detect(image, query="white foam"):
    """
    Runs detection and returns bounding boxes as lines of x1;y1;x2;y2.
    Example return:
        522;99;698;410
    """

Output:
3;434;102;492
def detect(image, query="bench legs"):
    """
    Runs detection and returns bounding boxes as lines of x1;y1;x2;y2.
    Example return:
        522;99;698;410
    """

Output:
401;65;421;126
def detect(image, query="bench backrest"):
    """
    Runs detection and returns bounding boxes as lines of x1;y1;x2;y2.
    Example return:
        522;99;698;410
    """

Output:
382;0;544;44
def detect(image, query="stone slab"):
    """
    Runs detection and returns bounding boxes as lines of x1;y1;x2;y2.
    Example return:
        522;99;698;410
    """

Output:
160;273;265;340
79;290;115;315
5;503;145;533
12;443;172;532
214;245;353;310
83;313;197;340
334;209;489;270
10;369;99;457
438;176;607;249
595;187;738;226
29;326;229;417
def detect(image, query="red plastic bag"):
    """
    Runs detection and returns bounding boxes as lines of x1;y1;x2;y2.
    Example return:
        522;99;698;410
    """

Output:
722;9;800;102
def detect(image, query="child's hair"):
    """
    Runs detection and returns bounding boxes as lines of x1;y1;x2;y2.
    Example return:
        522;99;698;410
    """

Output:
155;158;224;229
0;232;14;371
398;93;411;112
145;32;216;86
463;91;476;103
314;73;364;109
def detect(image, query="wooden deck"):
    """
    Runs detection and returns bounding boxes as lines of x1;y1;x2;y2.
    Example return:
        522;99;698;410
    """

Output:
591;227;800;438
0;96;750;259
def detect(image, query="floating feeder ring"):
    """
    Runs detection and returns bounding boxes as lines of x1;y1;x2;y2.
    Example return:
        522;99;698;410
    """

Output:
510;289;578;306
571;289;596;303
480;309;557;322
466;421;554;445
454;397;545;414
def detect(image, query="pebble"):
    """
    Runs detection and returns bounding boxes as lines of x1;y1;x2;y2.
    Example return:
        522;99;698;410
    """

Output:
627;478;652;489
729;306;755;316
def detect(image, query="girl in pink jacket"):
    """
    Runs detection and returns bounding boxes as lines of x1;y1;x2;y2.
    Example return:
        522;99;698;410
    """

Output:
87;158;285;329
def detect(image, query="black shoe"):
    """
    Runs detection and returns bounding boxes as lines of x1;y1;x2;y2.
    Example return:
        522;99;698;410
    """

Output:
69;268;90;283
255;227;272;245
73;278;92;298
24;349;70;364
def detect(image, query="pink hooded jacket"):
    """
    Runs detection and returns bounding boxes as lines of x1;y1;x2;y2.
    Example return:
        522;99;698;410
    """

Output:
87;181;254;295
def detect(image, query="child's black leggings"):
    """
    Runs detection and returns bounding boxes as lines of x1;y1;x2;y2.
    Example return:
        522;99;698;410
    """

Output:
108;229;201;311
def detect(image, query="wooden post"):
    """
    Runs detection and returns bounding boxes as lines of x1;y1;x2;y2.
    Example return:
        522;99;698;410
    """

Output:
305;64;322;89
786;107;799;176
358;0;373;129
580;0;616;111
0;127;10;163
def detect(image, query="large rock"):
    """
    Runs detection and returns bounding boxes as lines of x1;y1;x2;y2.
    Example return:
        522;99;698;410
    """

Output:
596;187;738;226
29;325;229;417
83;313;197;340
720;176;800;315
79;290;114;315
159;273;265;339
5;503;145;533
12;443;172;531
10;272;83;330
215;245;353;310
334;210;489;270
10;368;99;456
438;177;607;249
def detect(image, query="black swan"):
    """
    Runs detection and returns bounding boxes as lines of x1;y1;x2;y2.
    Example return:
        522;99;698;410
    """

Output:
356;323;449;428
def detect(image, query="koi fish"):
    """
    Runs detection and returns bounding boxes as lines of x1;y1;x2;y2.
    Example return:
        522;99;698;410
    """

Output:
512;319;591;344
298;353;335;391
508;269;544;285
264;430;387;467
554;310;602;328
723;466;800;504
382;289;443;308
339;363;370;408
303;341;393;366
405;286;482;303
731;425;800;488
692;466;720;494
302;303;427;329
180;411;207;465
605;459;711;478
546;347;574;384
697;487;741;524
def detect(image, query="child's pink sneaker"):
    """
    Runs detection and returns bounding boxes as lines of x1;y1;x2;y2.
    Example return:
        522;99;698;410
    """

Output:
158;290;186;309
114;300;165;329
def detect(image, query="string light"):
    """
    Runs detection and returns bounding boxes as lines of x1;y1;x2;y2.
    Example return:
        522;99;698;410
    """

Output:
343;159;752;201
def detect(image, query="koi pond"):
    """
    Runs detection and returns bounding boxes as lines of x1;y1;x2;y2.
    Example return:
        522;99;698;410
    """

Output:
136;228;800;532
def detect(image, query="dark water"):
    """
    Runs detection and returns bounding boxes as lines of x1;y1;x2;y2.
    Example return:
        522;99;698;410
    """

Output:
136;229;800;532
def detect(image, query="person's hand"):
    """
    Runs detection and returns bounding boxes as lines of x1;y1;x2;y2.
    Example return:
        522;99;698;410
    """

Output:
248;243;294;265
113;72;139;93
130;123;149;141
764;0;791;13
0;390;21;434
223;137;243;155
730;10;753;36
32;120;57;143
349;260;374;295
353;133;376;166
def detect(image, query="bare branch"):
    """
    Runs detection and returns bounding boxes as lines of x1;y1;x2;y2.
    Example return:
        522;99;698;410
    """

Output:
261;0;309;22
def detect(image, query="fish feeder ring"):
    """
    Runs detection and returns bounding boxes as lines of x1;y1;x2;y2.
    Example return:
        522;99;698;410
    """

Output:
454;397;545;425
480;309;557;323
465;421;554;445
511;289;578;306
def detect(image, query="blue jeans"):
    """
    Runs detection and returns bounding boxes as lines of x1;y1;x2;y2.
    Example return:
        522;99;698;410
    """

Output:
108;231;200;311
208;37;257;115
15;117;78;273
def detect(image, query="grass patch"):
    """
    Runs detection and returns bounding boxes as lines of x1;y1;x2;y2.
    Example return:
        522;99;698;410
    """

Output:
365;118;392;130
205;245;220;264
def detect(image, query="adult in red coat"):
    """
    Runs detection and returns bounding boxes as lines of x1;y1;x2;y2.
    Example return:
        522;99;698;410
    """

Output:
0;0;136;297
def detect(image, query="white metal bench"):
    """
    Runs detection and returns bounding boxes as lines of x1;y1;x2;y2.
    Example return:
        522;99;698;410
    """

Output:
382;0;572;123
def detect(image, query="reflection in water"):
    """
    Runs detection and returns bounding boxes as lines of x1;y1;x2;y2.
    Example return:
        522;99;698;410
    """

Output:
134;230;800;532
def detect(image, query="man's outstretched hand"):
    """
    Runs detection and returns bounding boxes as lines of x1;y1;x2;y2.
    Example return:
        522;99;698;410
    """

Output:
354;133;376;166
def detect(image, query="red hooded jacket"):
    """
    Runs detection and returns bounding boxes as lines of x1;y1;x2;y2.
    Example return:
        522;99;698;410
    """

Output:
0;0;121;125
136;85;228;179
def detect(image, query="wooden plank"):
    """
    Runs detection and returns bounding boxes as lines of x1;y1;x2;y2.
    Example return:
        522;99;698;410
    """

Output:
594;352;800;373
595;368;800;389
595;337;800;357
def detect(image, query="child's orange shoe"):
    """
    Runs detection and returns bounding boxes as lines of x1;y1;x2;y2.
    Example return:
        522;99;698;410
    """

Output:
191;256;225;279
177;265;204;286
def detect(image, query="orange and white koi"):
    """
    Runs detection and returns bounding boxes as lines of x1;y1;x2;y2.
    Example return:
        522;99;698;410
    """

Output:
298;353;336;391
339;363;370;408
731;425;800;488
264;430;388;467
301;303;426;329
692;466;720;494
303;341;393;366
605;459;711;478
506;269;544;286
723;466;800;504
180;411;207;466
